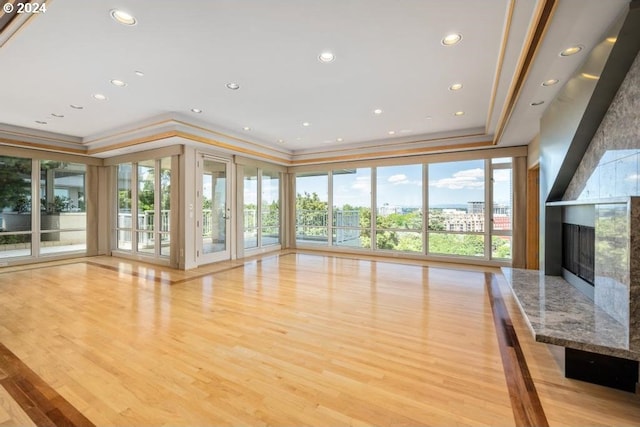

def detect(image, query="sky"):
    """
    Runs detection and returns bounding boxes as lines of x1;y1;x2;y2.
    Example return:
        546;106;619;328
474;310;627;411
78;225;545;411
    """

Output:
296;160;512;208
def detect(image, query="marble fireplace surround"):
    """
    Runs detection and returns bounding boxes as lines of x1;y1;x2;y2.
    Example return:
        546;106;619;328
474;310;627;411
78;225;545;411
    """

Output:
504;196;640;360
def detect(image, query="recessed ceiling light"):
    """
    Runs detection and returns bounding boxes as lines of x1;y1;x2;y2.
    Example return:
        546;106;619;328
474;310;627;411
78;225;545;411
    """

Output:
226;82;240;90
243;126;251;131
606;37;617;43
454;111;465;116
581;73;600;80
336;138;344;142
318;51;335;63
191;108;202;113
277;139;285;144
110;9;137;26
449;83;463;91
373;109;383;115
35;120;47;125
542;79;559;86
530;101;545;106
51;113;64;118
388;130;396;135
92;93;108;101
442;33;462;46
302;122;311;127
560;45;582;56
110;79;127;87
70;104;83;110
134;70;145;77
425;116;432;120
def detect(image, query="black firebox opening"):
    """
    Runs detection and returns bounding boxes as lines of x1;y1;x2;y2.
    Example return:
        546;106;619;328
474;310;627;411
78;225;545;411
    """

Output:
562;223;595;285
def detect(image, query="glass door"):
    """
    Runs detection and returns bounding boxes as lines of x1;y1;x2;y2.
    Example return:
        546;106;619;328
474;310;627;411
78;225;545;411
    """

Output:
198;156;231;264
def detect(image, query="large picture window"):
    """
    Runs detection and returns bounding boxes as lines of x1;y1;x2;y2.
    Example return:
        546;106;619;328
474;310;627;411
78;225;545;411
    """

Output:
294;156;515;262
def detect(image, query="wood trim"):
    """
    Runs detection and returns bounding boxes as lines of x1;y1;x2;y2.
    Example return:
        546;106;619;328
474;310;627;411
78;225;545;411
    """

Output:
0;137;87;155
291;140;494;165
0;342;95;427
526;165;540;269
485;0;516;131
493;0;558;145
485;273;548;427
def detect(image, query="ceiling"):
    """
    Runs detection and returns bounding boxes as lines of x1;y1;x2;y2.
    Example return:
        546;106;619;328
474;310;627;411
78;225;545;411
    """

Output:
0;0;630;160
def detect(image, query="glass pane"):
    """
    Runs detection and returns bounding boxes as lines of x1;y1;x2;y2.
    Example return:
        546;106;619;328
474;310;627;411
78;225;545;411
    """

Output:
40;231;86;254
39;161;87;254
333;229;370;248
333;168;370;248
376;230;422;252
160;157;171;233
0;156;32;233
492;235;512;259
117;163;133;251
160;232;171;256
376;164;422;252
138;160;155;253
244;168;258;249
261;227;280;246
428;160;485;233
117;229;132;250
137;231;154;253
202;159;227;254
261;170;280;245
428;233;485;257
0;234;31;258
296;172;328;244
492;165;512;231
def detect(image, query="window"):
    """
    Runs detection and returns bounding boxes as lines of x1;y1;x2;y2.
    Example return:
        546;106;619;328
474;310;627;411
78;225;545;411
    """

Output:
261;170;280;246
243;168;281;251
376;164;423;252
39;161;86;255
0;156;87;259
114;157;172;258
491;158;512;260
295;172;328;244
243;168;258;249
116;163;133;250
333;168;371;248
292;156;516;262
0;156;32;258
428;160;485;257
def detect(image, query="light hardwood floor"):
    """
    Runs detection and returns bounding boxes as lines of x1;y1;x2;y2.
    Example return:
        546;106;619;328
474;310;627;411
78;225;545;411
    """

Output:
0;251;639;426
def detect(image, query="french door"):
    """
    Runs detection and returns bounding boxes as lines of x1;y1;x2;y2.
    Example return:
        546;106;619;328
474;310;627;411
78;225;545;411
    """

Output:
197;156;231;264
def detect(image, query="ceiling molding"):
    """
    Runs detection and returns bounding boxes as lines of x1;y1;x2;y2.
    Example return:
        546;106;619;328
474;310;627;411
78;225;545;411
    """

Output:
493;0;558;145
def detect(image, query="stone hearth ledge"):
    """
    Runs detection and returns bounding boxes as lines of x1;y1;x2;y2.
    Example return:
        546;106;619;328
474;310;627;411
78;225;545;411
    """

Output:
501;267;640;361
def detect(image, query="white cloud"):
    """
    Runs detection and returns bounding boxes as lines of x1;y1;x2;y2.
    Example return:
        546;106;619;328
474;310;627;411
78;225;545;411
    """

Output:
429;168;485;190
625;174;640;182
388;174;408;184
351;176;370;191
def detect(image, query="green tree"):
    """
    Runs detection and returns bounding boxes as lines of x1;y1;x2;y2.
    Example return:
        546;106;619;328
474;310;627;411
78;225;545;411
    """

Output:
296;192;328;238
0;156;31;212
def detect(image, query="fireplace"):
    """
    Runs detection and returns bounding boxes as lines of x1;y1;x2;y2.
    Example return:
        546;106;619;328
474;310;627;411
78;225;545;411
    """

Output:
562;223;595;286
